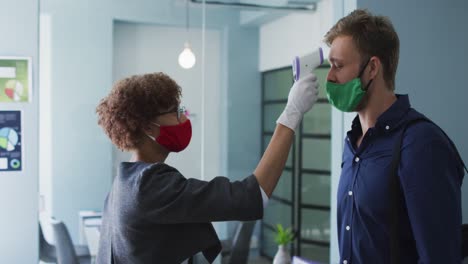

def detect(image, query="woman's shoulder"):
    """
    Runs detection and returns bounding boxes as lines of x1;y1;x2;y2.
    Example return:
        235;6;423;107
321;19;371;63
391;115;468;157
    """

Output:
120;161;180;176
126;162;185;191
140;162;180;176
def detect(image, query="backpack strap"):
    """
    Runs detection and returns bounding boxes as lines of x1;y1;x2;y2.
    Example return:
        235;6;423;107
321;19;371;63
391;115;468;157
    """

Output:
433;127;468;175
389;118;467;264
389;118;427;264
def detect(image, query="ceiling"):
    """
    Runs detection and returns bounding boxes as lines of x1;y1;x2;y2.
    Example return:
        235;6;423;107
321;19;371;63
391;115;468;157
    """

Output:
185;0;320;27
190;0;318;11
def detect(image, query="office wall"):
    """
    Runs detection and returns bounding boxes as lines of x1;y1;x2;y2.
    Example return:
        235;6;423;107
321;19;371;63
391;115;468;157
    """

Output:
0;0;39;263
39;0;114;241
355;0;468;221
224;26;261;239
259;0;334;72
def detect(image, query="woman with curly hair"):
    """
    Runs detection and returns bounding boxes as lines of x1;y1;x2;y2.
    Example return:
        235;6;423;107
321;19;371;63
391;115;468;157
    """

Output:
95;72;318;263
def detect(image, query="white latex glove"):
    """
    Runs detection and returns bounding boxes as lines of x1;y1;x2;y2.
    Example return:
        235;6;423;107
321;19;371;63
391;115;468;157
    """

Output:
276;73;319;132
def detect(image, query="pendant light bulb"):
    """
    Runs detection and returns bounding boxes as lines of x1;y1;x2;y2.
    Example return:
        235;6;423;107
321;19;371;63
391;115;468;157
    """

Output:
178;42;196;69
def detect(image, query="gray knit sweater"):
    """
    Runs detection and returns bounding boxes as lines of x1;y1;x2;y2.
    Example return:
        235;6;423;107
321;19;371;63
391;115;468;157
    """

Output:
96;162;263;264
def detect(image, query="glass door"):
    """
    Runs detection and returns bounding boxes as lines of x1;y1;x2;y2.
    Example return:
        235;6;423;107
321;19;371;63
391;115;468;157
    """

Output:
260;67;295;259
298;64;331;263
260;63;331;263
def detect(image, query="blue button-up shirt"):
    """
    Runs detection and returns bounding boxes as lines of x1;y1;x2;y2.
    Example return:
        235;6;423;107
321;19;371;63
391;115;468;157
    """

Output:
338;95;464;264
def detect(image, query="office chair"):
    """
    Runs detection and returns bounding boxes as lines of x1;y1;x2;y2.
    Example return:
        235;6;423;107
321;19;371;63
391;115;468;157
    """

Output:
39;223;57;263
462;224;468;262
51;220;92;264
221;221;256;264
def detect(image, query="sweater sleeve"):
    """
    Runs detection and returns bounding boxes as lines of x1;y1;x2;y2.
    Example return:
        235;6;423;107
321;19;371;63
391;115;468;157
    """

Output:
137;163;264;224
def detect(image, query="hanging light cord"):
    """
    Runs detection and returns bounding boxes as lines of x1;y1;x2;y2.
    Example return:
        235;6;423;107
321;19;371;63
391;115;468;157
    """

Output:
201;0;206;181
186;0;189;36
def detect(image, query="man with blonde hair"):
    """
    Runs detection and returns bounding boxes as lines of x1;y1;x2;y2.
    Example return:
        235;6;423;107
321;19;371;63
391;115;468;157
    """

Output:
325;9;465;263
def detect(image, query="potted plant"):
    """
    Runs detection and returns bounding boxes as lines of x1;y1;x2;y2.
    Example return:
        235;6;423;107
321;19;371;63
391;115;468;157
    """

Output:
273;224;295;264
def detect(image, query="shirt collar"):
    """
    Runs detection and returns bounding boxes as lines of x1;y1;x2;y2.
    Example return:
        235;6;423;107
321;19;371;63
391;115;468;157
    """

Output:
350;94;411;133
376;94;411;131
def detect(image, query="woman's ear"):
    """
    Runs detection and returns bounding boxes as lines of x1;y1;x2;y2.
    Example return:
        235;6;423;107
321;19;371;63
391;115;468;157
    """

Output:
143;123;155;135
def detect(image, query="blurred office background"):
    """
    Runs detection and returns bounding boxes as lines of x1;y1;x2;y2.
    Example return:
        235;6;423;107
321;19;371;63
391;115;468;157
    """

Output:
0;0;467;263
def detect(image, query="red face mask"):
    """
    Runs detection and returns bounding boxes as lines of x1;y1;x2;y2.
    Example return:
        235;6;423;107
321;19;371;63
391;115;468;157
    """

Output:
151;119;192;152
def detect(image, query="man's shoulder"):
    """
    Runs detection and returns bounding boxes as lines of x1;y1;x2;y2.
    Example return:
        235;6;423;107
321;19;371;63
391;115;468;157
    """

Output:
401;109;453;154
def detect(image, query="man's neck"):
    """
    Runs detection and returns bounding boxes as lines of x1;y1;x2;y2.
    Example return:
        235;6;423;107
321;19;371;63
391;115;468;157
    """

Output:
357;87;397;138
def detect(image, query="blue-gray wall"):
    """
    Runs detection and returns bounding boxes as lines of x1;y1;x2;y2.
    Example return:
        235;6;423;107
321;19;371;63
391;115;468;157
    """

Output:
41;0;114;242
356;0;468;220
225;26;262;237
226;27;261;183
0;0;39;262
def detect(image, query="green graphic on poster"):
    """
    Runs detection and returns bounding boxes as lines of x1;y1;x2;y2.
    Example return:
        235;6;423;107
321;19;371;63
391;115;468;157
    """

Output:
0;57;32;103
0;111;22;171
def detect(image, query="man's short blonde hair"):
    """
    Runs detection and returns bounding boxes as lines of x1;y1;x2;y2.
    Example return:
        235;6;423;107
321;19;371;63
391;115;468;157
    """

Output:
325;9;400;90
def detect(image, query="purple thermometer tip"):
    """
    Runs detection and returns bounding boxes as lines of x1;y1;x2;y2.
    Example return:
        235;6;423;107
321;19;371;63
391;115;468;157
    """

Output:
293;56;300;82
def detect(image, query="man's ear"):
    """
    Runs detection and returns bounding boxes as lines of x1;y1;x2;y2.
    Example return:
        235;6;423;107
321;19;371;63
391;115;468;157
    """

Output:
368;56;381;80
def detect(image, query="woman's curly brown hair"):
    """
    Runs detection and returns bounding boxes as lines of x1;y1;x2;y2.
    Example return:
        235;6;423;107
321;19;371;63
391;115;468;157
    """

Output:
96;72;181;150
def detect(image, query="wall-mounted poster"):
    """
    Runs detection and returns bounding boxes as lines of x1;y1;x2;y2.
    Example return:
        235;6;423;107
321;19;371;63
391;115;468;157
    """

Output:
0;111;22;171
0;57;32;103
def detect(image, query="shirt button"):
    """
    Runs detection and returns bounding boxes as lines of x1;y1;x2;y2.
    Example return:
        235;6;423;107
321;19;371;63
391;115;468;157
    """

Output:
348;191;353;196
354;157;360;162
385;125;390;130
343;260;348;264
346;225;350;231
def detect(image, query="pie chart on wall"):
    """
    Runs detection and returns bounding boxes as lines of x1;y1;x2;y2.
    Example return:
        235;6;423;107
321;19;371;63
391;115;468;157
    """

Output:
4;80;24;102
0;127;19;151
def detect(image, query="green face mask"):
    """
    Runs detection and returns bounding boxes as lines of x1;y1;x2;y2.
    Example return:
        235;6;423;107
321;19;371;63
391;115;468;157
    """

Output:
326;60;372;112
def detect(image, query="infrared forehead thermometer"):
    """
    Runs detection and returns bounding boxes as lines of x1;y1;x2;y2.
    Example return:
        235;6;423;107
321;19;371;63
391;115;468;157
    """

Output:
292;47;324;82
